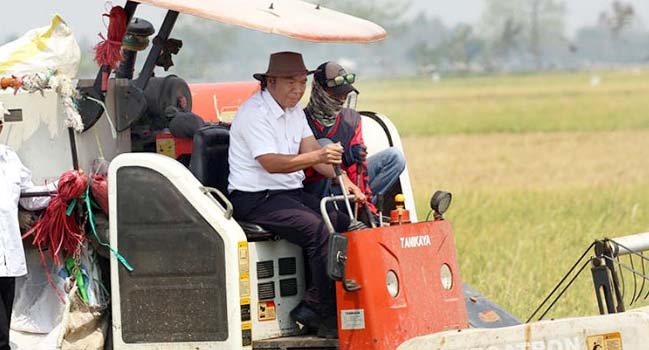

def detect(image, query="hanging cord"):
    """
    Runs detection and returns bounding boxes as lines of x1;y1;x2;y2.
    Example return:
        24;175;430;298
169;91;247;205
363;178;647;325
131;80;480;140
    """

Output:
85;95;117;139
84;182;134;272
526;241;596;323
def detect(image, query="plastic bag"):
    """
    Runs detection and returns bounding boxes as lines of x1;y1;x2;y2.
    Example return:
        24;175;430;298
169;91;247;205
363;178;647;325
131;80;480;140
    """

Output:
0;15;81;77
11;250;66;334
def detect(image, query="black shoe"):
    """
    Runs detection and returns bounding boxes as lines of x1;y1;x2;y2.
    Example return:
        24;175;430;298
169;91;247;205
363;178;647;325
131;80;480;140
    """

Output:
290;302;322;331
316;316;338;339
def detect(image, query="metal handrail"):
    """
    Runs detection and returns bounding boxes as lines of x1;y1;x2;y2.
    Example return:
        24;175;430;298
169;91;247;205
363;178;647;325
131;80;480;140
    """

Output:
201;186;233;220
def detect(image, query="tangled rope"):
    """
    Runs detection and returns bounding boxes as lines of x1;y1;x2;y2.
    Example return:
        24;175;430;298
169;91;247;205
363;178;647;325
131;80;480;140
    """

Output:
23;170;88;265
0;70;83;131
23;170;88;302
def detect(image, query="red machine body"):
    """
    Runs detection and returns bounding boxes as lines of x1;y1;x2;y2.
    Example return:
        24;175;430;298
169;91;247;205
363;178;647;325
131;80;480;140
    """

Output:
155;81;260;159
337;220;468;350
190;81;260;122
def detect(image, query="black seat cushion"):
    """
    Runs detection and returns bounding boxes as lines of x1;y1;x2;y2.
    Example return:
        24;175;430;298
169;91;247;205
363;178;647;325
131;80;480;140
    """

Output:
189;125;276;241
190;124;231;195
238;221;278;242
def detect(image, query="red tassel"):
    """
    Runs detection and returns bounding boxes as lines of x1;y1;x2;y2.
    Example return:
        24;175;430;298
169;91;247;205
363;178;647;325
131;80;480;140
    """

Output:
23;170;88;265
94;6;127;69
23;170;88;303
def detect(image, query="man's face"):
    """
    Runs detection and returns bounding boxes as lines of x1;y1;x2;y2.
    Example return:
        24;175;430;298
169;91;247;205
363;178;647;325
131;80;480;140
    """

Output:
268;74;307;110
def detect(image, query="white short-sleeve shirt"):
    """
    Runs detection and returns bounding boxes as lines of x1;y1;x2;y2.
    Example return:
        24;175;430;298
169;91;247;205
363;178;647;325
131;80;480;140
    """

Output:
0;145;51;277
228;90;313;192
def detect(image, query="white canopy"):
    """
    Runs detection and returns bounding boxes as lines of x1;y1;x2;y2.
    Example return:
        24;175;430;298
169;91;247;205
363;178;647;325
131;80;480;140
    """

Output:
135;0;387;43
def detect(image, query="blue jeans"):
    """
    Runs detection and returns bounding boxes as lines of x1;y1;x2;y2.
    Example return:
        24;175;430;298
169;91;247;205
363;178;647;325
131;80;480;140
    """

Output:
367;147;406;204
304;147;406;205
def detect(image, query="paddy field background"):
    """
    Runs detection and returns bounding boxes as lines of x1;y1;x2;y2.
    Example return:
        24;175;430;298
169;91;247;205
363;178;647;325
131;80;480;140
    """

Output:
355;69;649;320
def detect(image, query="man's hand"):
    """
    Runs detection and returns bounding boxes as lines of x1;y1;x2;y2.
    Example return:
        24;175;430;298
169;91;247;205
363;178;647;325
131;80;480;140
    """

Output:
318;142;343;165
342;174;366;203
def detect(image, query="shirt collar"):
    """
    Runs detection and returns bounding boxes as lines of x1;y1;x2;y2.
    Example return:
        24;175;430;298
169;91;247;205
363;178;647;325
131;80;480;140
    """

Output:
261;89;289;119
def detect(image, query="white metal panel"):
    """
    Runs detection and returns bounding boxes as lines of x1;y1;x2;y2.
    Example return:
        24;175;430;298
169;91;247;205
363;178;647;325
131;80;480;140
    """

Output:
248;240;305;340
0;84;130;183
109;153;249;350
398;306;649;350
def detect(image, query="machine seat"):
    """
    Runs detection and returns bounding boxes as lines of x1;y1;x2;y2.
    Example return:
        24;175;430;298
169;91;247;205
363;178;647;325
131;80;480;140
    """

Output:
238;221;279;242
189;124;277;242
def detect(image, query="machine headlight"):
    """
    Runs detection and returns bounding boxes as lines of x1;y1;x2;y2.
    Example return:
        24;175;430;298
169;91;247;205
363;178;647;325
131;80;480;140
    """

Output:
386;270;399;298
440;264;453;290
430;191;452;220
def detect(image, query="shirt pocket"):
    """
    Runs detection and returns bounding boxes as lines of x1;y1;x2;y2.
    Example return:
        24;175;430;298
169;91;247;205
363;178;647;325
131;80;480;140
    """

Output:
289;134;302;155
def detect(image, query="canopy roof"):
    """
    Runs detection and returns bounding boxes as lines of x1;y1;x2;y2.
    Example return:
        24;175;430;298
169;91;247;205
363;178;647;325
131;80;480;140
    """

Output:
135;0;387;43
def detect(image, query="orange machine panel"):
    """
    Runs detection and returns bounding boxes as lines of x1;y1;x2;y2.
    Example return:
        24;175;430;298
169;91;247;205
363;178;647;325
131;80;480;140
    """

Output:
337;220;468;350
189;81;260;123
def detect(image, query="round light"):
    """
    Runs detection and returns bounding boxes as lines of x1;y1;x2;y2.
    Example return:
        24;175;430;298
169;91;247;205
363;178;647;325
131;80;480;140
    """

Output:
440;264;453;290
386;270;399;298
430;191;452;218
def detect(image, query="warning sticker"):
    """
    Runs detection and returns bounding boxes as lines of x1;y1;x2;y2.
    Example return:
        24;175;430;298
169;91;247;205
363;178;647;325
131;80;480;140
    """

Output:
238;241;249;273
239;276;250;298
586;332;623;350
341;309;365;330
258;301;277;321
156;138;175;158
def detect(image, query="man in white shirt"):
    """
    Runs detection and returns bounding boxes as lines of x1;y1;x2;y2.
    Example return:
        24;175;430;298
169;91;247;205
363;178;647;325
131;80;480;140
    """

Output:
228;52;364;339
0;112;54;349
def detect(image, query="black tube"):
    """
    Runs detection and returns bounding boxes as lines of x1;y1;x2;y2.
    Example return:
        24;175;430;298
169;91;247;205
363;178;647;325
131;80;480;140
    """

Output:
135;10;179;90
116;50;137;79
68;128;79;170
20;191;56;198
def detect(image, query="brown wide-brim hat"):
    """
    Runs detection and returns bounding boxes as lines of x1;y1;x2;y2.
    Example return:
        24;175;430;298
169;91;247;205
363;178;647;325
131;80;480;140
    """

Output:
253;51;316;81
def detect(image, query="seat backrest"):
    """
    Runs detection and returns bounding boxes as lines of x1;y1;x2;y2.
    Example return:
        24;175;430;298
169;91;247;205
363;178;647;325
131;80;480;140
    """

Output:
189;125;230;194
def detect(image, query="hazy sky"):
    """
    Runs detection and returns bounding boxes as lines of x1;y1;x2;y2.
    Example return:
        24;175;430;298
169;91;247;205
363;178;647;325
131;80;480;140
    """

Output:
3;1;649;43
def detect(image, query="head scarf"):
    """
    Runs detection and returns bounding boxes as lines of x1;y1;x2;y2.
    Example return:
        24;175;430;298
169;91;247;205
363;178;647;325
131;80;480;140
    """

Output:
305;80;344;128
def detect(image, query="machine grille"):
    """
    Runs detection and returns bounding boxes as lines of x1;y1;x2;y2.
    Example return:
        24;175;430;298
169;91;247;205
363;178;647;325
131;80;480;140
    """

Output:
280;278;298;297
257;260;274;279
278;257;296;275
258;282;275;300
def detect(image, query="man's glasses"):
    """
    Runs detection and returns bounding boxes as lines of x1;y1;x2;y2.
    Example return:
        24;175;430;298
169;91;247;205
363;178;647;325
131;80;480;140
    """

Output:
326;73;356;88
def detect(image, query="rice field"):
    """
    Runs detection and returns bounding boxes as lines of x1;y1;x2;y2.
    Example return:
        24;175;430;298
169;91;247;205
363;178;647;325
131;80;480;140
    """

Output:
355;69;649;320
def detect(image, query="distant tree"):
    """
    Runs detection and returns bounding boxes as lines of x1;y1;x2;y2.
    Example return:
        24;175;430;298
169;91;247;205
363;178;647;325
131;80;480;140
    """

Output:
598;1;635;37
171;17;239;80
318;0;411;33
480;0;566;70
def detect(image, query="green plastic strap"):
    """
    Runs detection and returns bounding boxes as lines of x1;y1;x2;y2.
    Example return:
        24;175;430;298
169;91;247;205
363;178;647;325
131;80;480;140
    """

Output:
66;199;77;216
84;185;134;272
66;257;89;303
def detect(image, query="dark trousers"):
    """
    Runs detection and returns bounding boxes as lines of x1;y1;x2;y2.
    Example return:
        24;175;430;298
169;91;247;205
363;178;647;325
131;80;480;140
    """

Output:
0;277;15;350
230;189;350;319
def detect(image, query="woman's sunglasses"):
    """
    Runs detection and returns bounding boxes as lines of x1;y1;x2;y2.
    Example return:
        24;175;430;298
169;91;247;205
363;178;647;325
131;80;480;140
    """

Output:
326;73;356;88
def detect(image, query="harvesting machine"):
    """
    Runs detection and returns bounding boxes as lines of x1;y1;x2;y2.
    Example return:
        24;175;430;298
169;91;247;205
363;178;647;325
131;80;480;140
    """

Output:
1;1;649;350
